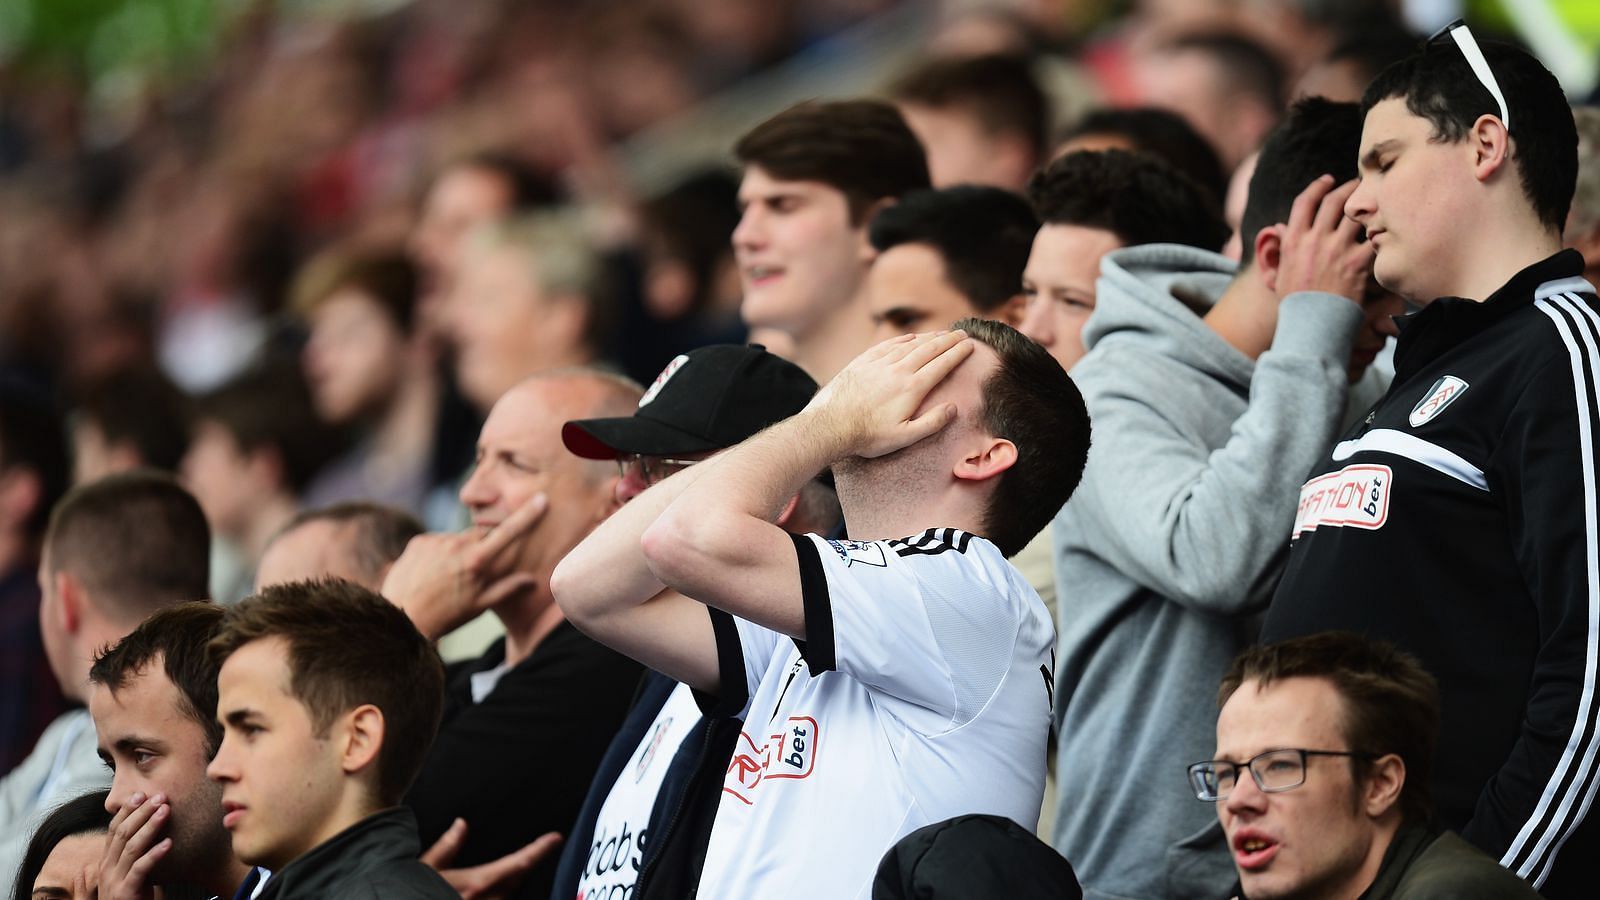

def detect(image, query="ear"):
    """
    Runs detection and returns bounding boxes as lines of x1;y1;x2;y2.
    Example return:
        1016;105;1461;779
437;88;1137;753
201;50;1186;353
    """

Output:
54;569;89;638
953;437;1018;483
993;293;1028;328
1361;753;1407;819
856;198;896;263
1469;114;1512;182
338;703;386;778
1253;225;1285;292
773;493;802;529
0;465;41;532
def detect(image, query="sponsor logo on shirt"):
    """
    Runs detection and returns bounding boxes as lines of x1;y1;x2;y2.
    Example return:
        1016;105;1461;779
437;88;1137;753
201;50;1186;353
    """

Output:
826;539;887;567
1409;375;1469;427
633;716;672;784
723;716;820;805
638;354;690;407
1293;464;1392;538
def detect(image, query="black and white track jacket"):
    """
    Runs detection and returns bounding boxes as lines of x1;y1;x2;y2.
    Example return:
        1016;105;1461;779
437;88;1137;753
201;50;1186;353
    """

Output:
1264;250;1598;897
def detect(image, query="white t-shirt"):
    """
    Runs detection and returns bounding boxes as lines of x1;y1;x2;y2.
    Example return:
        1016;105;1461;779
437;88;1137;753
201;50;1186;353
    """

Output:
694;528;1056;899
573;684;700;898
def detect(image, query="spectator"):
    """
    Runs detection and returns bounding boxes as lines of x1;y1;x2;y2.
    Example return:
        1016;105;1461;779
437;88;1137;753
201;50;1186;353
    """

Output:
256;502;423;592
0;471;210;887
10;790;112;900
1054;107;1228;203
446;211;615;413
1017;149;1231;374
1564;105;1600;288
864;185;1038;339
615;169;748;385
0;382;71;773
1136;31;1287;170
207;579;455;898
182;362;336;604
294;247;445;519
1264;26;1596;896
552;343;835;899
873;814;1082;900
731;100;930;382
1049;98;1391;899
87;602;256;899
1295;25;1419;103
889;54;1050;192
1196;632;1538;899
381;370;645;899
69;365;191;485
553;321;1091;896
409;153;559;332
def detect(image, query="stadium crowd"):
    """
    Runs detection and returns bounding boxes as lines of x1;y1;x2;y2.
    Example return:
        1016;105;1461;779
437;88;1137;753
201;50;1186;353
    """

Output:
4;0;1600;897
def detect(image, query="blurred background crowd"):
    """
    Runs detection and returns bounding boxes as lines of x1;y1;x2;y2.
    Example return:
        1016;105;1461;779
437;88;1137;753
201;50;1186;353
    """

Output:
1;0;1598;632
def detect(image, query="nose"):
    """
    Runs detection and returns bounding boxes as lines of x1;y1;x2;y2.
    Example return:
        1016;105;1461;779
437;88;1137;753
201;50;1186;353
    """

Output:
206;740;235;783
1222;769;1269;817
459;459;496;510
104;773;130;815
615;464;648;505
1018;297;1054;347
1345;177;1374;225
731;206;763;252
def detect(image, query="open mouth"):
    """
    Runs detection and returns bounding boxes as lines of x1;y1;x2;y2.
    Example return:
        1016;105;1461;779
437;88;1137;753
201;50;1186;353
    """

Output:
222;801;246;829
744;265;784;286
1233;832;1280;870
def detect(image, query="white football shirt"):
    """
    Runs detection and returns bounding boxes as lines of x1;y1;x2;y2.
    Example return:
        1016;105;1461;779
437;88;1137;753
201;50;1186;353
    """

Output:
694;528;1055;898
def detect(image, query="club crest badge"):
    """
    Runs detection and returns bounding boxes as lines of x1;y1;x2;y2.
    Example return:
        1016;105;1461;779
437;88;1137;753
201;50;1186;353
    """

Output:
826;539;887;567
1409;376;1469;427
639;354;689;408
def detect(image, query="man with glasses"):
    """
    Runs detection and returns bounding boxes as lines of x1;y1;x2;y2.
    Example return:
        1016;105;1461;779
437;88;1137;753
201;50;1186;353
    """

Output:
1196;632;1537;899
380;369;647;899
552;343;839;899
1263;23;1598;896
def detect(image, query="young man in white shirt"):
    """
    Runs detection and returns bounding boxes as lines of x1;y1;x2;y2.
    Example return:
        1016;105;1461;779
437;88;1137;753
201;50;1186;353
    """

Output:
553;320;1091;897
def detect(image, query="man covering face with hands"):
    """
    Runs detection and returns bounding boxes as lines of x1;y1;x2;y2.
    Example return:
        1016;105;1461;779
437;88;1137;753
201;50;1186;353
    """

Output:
553;322;1091;897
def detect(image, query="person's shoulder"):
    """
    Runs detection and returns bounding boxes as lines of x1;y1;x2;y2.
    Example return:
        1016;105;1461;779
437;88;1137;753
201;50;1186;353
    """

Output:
1392;831;1541;900
353;862;457;900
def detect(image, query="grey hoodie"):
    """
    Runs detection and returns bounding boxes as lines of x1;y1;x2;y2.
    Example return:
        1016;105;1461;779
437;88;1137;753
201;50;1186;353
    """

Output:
1049;244;1361;900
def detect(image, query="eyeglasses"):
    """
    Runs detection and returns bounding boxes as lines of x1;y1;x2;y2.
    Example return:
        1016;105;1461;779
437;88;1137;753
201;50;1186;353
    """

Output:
1429;19;1510;129
1187;748;1377;801
616;453;701;486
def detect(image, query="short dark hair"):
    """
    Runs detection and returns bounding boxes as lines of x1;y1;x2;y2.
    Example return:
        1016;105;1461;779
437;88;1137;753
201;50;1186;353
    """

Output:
1240;97;1363;266
890;54;1050;159
639;169;742;317
73;365;191;475
1219;631;1439;825
1324;24;1420;92
1362;35;1576;229
868;186;1038;314
90;601;225;755
734;100;931;223
210;578;444;805
0;379;69;540
45;471;211;621
1028;150;1230;252
191;361;338;494
12;789;112;900
1059;107;1228;203
272;502;424;587
291;246;420;335
957;317;1091;557
1168;31;1287;116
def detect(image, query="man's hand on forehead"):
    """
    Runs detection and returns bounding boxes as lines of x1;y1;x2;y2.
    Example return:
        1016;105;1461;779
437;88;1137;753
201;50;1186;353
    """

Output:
808;329;975;459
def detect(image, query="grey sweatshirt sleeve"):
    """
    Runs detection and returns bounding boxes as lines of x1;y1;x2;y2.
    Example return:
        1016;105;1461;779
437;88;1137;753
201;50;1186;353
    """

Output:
1066;291;1362;614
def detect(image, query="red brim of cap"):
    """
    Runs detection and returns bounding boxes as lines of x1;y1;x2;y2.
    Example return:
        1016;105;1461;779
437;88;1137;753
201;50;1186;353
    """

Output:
561;421;623;460
561;416;723;461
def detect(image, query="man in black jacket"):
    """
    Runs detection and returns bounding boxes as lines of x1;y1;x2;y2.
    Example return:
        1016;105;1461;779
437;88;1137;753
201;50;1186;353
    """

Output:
207;578;454;899
1264;22;1595;896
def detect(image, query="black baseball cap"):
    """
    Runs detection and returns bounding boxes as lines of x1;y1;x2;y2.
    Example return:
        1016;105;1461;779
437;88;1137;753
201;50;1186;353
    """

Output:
562;344;818;459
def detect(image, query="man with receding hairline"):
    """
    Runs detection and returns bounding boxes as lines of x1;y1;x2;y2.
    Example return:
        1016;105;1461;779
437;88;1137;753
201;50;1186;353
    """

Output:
383;369;645;898
0;470;211;888
256;502;423;592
